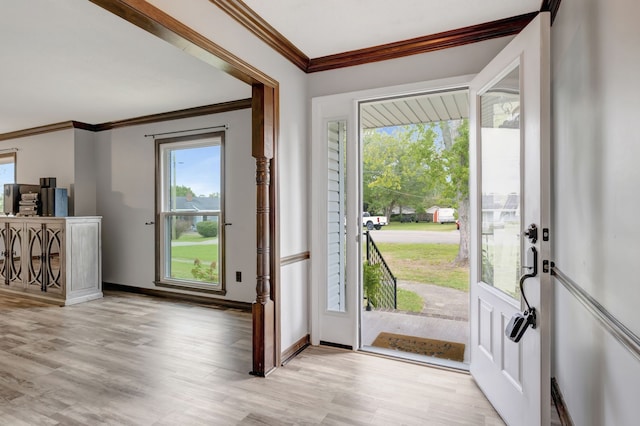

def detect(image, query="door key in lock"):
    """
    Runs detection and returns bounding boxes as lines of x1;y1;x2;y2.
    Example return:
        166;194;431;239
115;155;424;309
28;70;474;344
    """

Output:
505;246;538;343
523;223;538;243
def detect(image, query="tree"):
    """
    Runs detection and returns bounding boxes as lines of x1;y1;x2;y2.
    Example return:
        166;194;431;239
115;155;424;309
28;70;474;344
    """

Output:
362;126;435;218
433;119;469;265
174;185;195;197
362;121;469;265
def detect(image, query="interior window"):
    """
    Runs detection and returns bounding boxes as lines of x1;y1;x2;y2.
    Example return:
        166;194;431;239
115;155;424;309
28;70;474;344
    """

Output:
155;132;224;293
0;153;16;213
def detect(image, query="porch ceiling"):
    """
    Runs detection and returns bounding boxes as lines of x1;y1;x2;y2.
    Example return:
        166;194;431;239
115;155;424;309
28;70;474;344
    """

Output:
360;89;469;129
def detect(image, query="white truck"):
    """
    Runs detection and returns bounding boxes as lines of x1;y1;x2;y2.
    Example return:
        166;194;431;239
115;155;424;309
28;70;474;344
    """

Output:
362;212;388;230
435;207;456;224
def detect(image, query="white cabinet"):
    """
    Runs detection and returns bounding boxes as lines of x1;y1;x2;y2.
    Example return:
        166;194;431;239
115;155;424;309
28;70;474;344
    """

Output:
0;217;102;305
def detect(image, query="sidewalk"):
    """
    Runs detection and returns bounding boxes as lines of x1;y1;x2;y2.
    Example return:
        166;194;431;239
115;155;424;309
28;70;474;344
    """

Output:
398;281;469;321
361;281;470;363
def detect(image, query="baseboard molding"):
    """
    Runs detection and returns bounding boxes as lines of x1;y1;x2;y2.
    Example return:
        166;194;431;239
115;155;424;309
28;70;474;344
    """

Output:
551;377;574;426
281;334;310;365
103;282;252;312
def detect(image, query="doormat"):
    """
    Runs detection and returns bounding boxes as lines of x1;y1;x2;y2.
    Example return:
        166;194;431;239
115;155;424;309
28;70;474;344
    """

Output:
371;332;465;362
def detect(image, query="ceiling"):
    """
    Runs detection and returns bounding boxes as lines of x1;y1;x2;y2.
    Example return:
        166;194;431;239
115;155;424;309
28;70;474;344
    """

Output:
361;90;469;129
0;0;543;135
243;0;542;58
0;0;250;134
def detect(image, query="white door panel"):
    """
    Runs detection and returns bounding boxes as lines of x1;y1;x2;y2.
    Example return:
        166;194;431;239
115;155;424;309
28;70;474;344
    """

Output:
311;97;360;349
469;12;550;426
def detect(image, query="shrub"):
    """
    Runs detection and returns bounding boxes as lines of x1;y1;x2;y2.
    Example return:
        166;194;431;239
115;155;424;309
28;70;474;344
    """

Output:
196;220;218;238
363;261;382;308
174;219;191;239
191;258;218;283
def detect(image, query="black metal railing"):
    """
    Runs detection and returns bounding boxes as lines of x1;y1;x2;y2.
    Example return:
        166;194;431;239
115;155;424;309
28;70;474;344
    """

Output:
365;231;397;310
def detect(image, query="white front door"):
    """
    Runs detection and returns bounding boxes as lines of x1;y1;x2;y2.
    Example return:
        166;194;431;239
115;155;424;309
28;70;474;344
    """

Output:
469;13;551;426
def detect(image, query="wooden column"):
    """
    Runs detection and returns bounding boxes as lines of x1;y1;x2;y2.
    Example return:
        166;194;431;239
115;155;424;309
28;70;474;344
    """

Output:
251;84;276;376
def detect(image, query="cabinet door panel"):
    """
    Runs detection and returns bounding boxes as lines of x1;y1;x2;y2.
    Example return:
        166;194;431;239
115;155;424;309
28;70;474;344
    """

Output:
7;223;23;288
26;223;44;292
0;225;8;285
44;223;63;294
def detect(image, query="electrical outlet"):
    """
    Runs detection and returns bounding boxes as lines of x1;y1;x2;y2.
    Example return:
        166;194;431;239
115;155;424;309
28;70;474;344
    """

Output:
235;271;242;282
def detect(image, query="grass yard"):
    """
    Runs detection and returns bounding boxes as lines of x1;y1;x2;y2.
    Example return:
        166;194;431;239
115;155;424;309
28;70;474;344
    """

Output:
175;232;215;243
169;243;219;282
377;242;469;291
171;244;218;261
396;288;423;312
382;222;457;232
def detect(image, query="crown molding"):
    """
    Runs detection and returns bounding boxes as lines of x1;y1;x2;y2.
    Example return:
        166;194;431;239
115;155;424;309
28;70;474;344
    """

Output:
540;0;562;24
93;98;252;131
210;1;540;74
0;99;252;141
307;12;538;73
0;121;79;142
209;0;309;72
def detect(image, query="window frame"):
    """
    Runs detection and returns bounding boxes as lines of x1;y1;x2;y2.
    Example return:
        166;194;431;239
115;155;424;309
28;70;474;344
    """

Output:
0;152;17;214
154;132;226;295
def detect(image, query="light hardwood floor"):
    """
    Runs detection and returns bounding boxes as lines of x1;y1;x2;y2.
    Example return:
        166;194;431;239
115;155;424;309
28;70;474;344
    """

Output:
0;291;504;425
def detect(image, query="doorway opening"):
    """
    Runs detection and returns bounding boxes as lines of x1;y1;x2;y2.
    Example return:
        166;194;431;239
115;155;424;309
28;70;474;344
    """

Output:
358;89;471;369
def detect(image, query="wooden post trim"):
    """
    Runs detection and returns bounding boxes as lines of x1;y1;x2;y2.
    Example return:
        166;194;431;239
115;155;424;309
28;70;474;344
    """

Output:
251;84;276;376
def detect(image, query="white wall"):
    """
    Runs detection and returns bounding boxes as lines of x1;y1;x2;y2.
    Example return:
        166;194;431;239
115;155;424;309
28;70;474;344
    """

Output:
0;128;97;216
147;0;310;352
552;0;640;424
12;129;75;189
308;37;513;98
0;128;76;211
95;109;257;303
73;129;97;216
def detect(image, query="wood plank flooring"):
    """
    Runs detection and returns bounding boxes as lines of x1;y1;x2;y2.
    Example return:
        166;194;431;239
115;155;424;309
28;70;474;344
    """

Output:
0;291;504;425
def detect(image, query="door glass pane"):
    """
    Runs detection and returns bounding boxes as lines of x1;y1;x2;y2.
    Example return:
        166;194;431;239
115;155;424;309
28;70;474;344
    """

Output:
10;226;22;282
480;66;521;299
27;225;42;287
46;227;62;290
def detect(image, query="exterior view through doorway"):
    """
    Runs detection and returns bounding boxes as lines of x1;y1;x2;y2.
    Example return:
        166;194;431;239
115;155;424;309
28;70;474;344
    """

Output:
358;89;472;369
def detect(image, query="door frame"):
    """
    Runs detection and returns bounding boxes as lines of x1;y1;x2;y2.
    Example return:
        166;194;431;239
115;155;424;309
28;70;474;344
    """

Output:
311;75;474;349
90;0;281;376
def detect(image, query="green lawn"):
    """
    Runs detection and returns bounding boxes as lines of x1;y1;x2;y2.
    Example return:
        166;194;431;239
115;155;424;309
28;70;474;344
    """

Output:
376;242;469;291
396;288;423;312
175;232;215;243
381;222;457;232
169;243;219;282
170;261;199;280
171;244;218;261
170;232;467;296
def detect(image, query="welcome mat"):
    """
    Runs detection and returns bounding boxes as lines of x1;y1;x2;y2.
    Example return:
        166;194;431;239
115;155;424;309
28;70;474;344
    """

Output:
372;332;465;362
